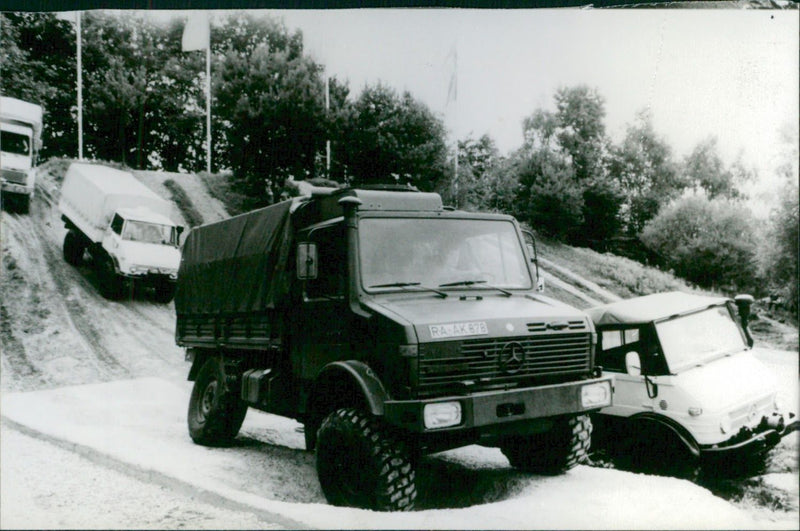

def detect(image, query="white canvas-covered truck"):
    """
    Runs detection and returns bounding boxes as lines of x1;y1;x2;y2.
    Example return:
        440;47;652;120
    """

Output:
59;163;183;302
0;96;43;214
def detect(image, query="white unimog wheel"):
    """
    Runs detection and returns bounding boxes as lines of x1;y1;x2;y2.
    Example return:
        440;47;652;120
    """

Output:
188;357;248;446
501;414;592;474
316;408;417;511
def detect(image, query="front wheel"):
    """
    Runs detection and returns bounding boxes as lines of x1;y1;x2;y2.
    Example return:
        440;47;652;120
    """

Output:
97;256;124;300
501;414;592;474
316;408;416;511
63;231;85;266
153;281;176;303
187;357;247;446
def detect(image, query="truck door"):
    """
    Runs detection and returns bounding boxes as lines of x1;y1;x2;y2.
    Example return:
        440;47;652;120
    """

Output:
295;223;350;379
597;327;656;416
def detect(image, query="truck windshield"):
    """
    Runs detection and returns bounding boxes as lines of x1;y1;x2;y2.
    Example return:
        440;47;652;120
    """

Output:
655;306;747;371
359;218;532;292
122;220;177;245
0;131;31;156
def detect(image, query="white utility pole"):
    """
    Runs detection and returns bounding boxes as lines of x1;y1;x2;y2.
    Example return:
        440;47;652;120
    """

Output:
76;11;83;160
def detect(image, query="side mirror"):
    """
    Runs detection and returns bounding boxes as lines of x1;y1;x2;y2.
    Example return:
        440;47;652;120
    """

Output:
625;351;641;377
176;226;185;245
297;242;318;280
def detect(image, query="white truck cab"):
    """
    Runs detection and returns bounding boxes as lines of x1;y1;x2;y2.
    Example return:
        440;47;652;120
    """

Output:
1;96;43;213
588;292;797;467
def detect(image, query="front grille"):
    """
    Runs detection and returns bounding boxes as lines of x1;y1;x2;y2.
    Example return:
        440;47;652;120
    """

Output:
1;169;27;185
730;396;773;431
418;333;592;391
527;320;587;333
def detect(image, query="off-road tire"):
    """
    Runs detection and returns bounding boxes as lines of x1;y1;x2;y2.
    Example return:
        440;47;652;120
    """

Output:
316;408;416;511
188;357;248;446
153;281;176;303
18;195;30;214
63;231;85;266
501;414;592;474
629;423;700;480
97;256;124;300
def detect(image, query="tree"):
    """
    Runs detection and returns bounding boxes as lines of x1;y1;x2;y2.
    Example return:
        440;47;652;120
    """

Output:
213;14;327;205
641;193;759;292
442;134;503;210
608;110;685;235
554;85;607;184
758;124;799;313
1;13;77;160
340;83;448;191
683;137;746;200
516;147;584;240
513;88;622;243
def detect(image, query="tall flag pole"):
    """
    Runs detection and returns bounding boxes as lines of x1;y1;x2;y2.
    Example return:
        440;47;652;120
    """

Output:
182;12;211;173
76;11;83;160
325;76;331;175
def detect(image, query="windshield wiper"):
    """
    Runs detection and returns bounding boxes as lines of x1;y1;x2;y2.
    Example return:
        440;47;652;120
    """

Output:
369;281;448;298
438;279;513;297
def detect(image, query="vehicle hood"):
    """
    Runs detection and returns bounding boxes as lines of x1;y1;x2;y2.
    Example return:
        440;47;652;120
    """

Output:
672;350;776;412
368;293;592;342
118;240;181;270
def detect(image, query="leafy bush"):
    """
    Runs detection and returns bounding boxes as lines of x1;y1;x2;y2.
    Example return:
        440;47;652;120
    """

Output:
758;180;798;314
640;194;759;293
198;171;251;216
163;179;203;228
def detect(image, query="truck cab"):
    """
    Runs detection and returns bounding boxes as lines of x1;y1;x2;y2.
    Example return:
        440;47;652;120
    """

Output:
1;96;43;213
104;208;181;280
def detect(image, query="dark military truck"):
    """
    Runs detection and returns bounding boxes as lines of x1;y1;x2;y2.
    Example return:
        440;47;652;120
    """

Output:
175;187;612;511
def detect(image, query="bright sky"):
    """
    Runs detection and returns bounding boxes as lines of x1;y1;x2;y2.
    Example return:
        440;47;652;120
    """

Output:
145;7;797;203
263;8;797;189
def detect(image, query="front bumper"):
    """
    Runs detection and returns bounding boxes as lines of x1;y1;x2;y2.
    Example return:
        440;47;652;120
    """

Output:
383;376;613;433
119;269;177;284
1;180;33;196
701;411;799;456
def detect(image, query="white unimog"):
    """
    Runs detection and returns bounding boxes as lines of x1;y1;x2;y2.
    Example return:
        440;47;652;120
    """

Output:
59;162;183;302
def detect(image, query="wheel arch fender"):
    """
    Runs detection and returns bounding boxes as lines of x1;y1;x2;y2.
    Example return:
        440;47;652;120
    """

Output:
304;360;390;450
630;412;701;457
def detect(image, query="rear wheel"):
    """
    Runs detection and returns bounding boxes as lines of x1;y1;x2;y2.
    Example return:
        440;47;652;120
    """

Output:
501;414;592;474
316;408;416;511
63;231;85;266
188;357;247;446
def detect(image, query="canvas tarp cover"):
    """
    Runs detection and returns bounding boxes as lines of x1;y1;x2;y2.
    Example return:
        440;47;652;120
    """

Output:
586;291;729;327
175;199;294;315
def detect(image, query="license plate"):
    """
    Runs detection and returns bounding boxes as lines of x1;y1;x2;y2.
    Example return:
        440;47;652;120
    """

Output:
429;321;488;339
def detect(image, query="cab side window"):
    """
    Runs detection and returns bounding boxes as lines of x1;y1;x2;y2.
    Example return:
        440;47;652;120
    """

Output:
598;327;642;372
306;224;346;300
111;214;124;235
